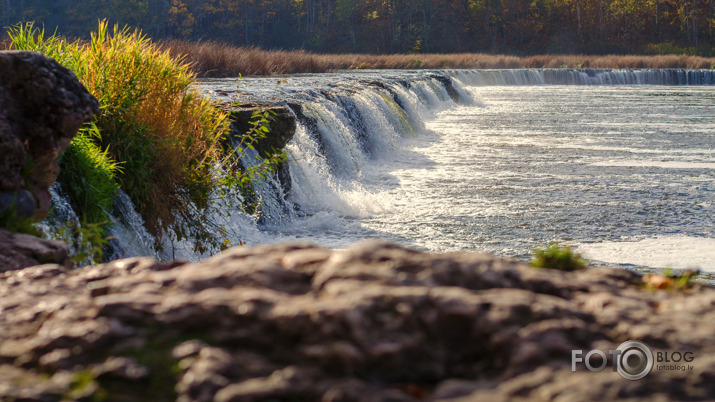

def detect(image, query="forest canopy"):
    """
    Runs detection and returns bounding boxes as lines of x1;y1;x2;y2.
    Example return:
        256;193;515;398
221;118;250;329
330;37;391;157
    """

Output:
1;0;713;55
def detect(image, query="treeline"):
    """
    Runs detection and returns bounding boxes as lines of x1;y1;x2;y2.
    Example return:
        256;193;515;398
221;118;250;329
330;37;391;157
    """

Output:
1;0;713;55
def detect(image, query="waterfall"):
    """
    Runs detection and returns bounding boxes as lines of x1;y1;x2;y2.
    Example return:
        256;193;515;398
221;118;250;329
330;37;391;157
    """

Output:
106;190;159;260
240;147;296;225
37;183;80;239
450;68;715;86
42;68;715;264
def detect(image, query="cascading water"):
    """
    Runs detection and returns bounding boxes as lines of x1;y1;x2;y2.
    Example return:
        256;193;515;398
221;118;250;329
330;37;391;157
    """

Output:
241;147;296;225
37;183;80;239
43;68;715;271
450;68;715;86
106;190;159;260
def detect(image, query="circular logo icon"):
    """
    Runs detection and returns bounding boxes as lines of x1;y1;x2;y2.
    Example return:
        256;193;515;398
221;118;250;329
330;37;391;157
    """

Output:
616;340;654;380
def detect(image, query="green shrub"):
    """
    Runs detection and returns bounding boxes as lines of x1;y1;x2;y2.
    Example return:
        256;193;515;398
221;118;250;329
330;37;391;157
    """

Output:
8;22;285;255
531;243;587;271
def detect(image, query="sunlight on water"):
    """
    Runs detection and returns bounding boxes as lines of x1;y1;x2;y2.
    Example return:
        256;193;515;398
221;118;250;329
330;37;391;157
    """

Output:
370;85;714;270
79;70;714;270
577;236;715;270
260;82;713;270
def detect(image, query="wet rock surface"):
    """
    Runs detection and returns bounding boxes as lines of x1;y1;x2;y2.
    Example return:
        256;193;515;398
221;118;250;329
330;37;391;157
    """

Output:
219;102;295;197
220;103;296;159
0;51;99;219
1;242;713;401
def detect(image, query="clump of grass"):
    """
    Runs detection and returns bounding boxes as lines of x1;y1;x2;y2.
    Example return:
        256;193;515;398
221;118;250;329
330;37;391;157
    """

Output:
643;268;697;292
57;123;120;226
8;22;269;254
531;243;588;271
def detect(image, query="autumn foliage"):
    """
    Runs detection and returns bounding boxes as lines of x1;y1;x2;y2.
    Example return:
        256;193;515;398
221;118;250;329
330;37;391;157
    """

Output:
0;0;713;56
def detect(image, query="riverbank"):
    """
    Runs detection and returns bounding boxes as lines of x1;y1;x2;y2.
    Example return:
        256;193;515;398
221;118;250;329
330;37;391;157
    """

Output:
4;34;713;77
160;40;715;77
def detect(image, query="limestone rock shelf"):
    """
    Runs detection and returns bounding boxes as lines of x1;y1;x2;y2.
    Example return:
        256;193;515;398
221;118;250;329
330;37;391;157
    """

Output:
0;242;713;400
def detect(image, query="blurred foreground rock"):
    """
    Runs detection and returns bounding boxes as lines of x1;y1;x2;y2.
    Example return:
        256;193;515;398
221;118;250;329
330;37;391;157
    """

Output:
0;51;99;219
1;242;714;401
0;229;70;273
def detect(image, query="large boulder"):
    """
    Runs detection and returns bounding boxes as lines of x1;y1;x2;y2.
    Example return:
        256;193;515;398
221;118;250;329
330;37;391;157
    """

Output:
0;51;99;219
0;242;713;401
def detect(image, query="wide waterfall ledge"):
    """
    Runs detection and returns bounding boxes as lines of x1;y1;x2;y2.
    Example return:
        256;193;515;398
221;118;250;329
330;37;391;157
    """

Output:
43;68;715;273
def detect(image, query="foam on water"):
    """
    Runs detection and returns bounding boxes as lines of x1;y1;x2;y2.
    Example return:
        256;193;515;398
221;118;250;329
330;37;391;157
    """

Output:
577;236;715;271
285;124;390;218
592;161;715;169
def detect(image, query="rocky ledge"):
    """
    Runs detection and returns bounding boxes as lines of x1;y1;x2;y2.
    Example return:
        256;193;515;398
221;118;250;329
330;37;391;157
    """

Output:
1;242;714;401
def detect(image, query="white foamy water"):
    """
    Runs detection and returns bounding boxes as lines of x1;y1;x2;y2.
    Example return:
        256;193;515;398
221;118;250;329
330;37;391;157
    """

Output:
198;74;715;271
577;236;715;270
332;85;714;271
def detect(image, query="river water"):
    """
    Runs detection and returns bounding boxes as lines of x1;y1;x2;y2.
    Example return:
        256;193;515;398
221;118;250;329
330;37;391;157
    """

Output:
70;69;713;272
194;71;715;271
369;85;714;270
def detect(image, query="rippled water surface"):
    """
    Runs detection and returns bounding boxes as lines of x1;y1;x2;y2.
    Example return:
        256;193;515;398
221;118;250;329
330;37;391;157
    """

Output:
265;85;714;270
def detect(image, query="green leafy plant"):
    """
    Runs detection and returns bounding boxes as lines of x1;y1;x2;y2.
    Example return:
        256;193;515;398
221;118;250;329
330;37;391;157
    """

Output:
57;123;120;228
531;243;588;271
46;219;111;266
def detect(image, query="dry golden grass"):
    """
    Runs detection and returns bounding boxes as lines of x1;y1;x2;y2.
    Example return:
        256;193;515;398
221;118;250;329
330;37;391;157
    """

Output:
520;54;714;69
9;23;232;252
160;40;329;76
161;40;715;77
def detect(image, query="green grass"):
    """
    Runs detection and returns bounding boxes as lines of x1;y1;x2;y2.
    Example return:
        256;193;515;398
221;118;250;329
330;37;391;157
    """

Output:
57;124;119;226
531;243;588;271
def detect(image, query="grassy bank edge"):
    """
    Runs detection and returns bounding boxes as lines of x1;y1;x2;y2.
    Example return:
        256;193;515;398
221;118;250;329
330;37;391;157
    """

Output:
4;35;713;77
5;22;285;264
159;40;715;77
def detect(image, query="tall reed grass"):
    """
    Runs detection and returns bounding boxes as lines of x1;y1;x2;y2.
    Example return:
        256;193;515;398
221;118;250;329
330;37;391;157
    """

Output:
7;22;253;254
161;40;715;77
